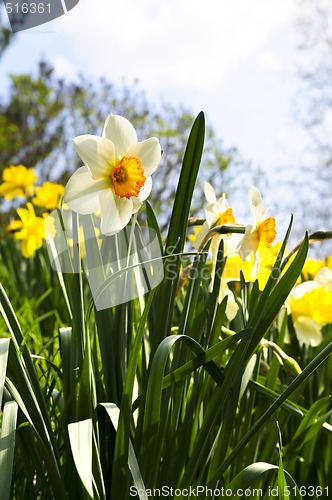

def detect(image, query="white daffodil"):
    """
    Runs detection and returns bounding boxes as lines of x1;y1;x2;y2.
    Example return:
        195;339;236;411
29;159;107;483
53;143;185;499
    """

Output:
64;114;161;236
286;267;332;346
237;186;276;276
193;182;238;252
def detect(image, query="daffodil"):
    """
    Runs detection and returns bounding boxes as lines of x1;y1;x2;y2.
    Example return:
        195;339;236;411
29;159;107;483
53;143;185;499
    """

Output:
222;242;286;288
7;202;46;258
193;182;237;251
64;114;162;236
33;181;64;210
0;165;37;200
237;186;276;276
286;267;332;346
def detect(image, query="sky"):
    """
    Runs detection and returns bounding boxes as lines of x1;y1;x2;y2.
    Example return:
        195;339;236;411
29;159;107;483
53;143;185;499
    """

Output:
0;0;329;246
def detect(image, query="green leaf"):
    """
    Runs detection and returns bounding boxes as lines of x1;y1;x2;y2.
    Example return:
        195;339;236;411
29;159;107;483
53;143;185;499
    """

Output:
226;461;302;500
154;112;205;345
111;290;155;498
283;397;332;458
228;462;279;490
277;422;290;500
0;401;18;500
68;419;94;499
0;338;10;408
100;403;148;500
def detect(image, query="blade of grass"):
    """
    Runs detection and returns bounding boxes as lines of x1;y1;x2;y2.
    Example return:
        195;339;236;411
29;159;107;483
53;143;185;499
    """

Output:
226;461;302;499
101;403;148;500
68;419;94;499
111;290;155;498
0;338;10;408
154;112;205;348
0;400;18;500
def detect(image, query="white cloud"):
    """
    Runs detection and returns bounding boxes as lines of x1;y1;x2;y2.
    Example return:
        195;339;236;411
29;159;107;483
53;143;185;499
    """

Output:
54;0;298;92
52;55;78;80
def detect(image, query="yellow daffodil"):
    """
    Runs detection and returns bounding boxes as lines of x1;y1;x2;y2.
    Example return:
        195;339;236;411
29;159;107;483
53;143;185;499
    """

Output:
0;165;37;200
301;258;324;280
222;242;284;288
32;181;64;210
64;114;162;236
7;202;46;258
237;186;276;276
286;267;332;346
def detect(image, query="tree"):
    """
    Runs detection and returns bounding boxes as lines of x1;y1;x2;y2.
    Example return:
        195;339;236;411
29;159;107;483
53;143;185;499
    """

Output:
293;0;332;234
0;61;65;169
0;0;15;57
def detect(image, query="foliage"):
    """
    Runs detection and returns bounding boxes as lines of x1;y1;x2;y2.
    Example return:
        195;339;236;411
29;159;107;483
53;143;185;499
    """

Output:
1;113;332;499
290;0;332;235
0;1;14;58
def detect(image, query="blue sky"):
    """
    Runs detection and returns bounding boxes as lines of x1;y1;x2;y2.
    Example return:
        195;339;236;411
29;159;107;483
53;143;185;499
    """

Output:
0;0;328;244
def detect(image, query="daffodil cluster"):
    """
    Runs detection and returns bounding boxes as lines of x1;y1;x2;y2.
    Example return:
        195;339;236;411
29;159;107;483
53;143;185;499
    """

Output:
191;182;332;347
0;164;64;258
191;183;277;321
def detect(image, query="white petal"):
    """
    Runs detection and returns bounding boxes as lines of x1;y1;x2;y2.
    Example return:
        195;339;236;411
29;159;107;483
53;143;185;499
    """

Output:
251;251;260;278
132;197;142;214
213;278;239;321
210;233;237;265
103;114;137;157
237;225;258;261
225;290;239;321
205;202;220;227
126;138;161;176
73;136;115;179
99;190;133;236
138;175;152;203
204;182;217;204
215;194;229;213
249;186;265;222
193;220;210;250
290;280;316;299
315;267;332;287
226;233;244;257
294;317;322;346
64;166;108;214
205;195;229;227
209;234;223;279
